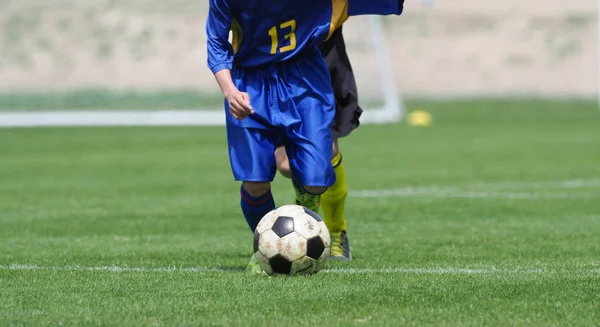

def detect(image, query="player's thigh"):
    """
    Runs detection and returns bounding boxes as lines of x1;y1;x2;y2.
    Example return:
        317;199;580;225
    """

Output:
274;145;288;166
226;121;281;182
286;92;336;188
281;54;336;187
274;145;293;178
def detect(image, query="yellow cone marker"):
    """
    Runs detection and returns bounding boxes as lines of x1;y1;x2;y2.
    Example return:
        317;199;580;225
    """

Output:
407;110;432;127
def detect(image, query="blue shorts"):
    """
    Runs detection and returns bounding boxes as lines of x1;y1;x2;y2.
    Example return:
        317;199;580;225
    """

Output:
225;50;336;187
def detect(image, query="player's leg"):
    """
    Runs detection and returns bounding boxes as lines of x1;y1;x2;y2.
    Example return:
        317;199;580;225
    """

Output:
226;122;279;233
319;26;362;260
285;141;333;215
226;122;281;274
240;179;274;274
227;67;288;274
276;137;348;235
283;137;352;260
284;100;335;212
280;135;351;260
320;139;351;260
276;145;322;212
226;66;285;235
282;51;336;214
275;145;323;211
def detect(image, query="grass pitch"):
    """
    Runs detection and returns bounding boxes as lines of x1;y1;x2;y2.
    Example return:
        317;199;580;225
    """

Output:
1;99;599;326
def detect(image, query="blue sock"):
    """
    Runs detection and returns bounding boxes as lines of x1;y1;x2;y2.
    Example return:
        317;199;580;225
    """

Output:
240;185;275;233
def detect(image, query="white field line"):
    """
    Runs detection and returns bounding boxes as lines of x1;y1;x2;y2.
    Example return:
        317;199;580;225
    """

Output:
350;178;600;199
0;107;398;127
0;110;226;127
1;264;592;275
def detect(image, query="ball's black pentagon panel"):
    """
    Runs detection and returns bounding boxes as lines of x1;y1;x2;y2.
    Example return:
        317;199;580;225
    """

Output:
269;254;293;274
304;207;323;222
271;216;295;238
253;230;260;253
306;236;326;259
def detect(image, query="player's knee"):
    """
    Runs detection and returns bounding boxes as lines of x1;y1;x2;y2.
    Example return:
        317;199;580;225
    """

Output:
303;185;328;195
242;181;271;197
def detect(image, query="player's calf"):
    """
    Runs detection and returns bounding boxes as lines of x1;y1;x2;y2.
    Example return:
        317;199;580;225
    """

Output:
289;179;325;214
240;181;275;233
321;141;351;260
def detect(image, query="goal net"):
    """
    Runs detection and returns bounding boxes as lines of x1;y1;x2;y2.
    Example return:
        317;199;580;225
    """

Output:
0;1;404;127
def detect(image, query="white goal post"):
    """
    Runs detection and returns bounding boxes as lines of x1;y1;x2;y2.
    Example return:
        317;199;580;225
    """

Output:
598;0;600;111
0;17;404;128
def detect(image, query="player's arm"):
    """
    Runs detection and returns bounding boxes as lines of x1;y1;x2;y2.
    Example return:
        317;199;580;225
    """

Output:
347;0;404;16
329;0;404;38
206;0;253;119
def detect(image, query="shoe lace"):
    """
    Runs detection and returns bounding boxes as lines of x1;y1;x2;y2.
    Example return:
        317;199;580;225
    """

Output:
330;235;343;256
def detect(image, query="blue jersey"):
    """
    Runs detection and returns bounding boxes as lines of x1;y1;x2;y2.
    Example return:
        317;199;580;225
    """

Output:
206;0;403;73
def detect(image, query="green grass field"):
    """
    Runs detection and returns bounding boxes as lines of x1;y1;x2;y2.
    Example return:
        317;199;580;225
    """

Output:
1;99;599;326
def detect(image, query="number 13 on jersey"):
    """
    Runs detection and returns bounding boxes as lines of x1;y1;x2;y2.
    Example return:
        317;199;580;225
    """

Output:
269;20;297;54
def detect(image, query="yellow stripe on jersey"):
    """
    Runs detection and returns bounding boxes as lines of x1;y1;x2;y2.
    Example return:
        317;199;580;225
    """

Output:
231;19;243;54
328;0;349;40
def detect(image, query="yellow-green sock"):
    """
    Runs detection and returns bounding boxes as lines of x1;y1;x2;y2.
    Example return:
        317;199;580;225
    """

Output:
320;153;348;236
292;179;320;213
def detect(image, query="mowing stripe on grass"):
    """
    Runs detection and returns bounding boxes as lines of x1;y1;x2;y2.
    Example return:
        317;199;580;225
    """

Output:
350;178;600;199
0;264;596;275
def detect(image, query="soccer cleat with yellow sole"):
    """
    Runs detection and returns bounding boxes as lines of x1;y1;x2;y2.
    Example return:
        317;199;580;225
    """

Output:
329;230;352;260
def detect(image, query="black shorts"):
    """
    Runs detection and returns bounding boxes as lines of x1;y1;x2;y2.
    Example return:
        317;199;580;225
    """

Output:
319;27;363;139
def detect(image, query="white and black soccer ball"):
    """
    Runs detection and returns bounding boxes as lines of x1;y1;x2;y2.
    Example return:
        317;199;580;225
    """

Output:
253;205;331;276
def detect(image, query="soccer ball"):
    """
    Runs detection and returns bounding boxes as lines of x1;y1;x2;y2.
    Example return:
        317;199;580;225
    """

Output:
253;205;331;276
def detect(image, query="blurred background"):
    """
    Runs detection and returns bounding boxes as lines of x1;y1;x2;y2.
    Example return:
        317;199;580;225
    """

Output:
0;0;596;112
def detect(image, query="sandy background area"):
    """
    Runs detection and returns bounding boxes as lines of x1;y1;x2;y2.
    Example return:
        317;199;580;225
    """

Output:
0;0;596;97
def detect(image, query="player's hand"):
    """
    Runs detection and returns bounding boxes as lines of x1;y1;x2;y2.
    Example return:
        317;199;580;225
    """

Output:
226;90;254;120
